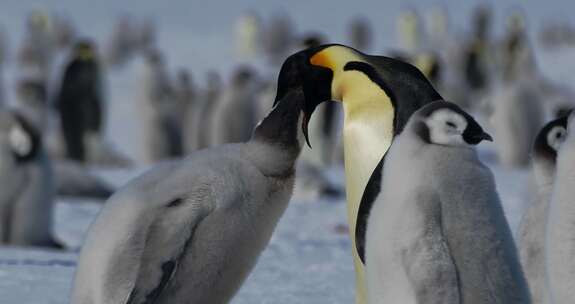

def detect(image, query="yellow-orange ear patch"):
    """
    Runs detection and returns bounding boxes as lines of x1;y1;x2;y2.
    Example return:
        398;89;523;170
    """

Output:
310;50;334;70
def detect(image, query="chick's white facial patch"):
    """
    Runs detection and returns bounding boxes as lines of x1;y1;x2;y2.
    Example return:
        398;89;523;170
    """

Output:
425;109;468;146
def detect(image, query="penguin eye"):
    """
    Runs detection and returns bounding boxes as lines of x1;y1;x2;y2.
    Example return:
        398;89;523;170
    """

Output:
446;121;457;128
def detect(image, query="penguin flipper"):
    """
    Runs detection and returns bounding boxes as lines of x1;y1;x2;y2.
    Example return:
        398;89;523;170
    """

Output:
125;198;210;304
402;206;460;304
355;155;385;264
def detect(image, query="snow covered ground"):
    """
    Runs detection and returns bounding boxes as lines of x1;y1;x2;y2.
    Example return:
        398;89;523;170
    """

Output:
1;0;575;303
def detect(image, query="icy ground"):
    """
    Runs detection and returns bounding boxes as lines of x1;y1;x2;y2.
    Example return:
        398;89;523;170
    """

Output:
1;0;575;303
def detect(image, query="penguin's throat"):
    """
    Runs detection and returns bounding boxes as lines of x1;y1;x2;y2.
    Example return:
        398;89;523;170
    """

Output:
342;100;394;228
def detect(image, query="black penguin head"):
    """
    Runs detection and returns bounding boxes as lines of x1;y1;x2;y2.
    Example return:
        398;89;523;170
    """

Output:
533;113;570;162
274;45;334;147
74;39;96;61
414;101;492;146
1;111;41;163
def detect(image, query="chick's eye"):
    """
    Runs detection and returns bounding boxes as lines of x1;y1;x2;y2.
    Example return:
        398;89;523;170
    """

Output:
446;121;457;128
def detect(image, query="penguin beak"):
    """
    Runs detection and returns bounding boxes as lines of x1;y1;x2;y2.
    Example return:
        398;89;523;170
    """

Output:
275;47;334;148
302;112;312;148
474;131;493;143
465;130;493;145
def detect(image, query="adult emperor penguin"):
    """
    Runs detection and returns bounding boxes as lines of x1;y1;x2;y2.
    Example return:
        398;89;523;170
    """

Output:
516;115;569;304
545;113;575;303
0;109;59;248
364;101;529;304
56;39;104;163
275;44;442;303
71;89;308;304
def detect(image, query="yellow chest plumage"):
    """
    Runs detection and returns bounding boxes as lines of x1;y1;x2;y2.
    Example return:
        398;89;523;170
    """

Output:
339;71;395;304
311;46;397;304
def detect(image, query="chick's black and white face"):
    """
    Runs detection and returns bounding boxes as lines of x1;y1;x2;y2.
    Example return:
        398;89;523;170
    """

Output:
547;125;567;152
425;109;469;146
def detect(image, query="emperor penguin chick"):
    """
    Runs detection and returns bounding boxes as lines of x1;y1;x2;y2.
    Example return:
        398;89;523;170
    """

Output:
71;89;308;304
516;115;569;304
545;113;575;303
365;101;529;304
0;110;59;248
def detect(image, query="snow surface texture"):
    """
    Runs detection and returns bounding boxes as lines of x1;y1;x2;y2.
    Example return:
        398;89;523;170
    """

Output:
1;0;575;303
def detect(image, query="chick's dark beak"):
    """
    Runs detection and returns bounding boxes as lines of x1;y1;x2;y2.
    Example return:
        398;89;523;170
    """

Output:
476;131;493;142
463;126;493;145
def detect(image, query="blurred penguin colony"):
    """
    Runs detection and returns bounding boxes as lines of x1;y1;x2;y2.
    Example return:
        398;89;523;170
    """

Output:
2;3;575;303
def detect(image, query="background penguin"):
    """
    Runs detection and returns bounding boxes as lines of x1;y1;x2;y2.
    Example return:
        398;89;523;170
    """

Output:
0;110;60;248
211;66;259;145
365;101;529;304
17;10;56;86
348;17;373;52
396;8;423;53
275;44;443;304
488;79;545;167
485;19;548;168
172;68;195;156
71;89;308;304
187;70;222;151
56;39;104;163
516;115;569;304
235;11;261;60
545;113;575;303
139;48;180;162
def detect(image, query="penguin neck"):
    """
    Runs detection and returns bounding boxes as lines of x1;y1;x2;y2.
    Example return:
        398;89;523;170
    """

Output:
532;156;555;196
339;81;395;228
246;100;303;178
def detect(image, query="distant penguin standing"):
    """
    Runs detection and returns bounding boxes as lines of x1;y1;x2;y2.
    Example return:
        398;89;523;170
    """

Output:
348;17;373;52
235;11;261;60
487;13;562;169
211;66;259;145
545;113;575;303
71;89;309;304
140;49;179;162
488;77;544;167
516;115;569;304
396;9;423;53
56;39;104;163
187;71;222;151
18;10;56;85
0;110;59;248
365;101;529;304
